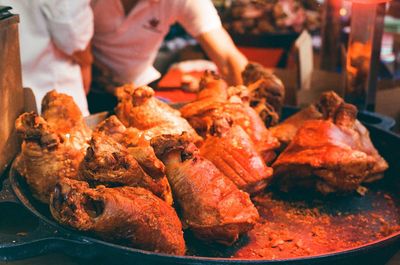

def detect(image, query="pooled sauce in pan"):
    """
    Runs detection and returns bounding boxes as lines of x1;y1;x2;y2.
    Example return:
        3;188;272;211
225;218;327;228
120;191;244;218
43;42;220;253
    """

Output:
185;185;400;259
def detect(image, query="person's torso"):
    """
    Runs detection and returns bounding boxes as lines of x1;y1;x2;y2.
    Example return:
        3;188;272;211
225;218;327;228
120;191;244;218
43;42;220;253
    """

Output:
0;0;88;115
91;0;180;85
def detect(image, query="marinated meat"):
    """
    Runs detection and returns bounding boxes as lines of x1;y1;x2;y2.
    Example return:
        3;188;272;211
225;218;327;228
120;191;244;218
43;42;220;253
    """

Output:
94;116;165;179
50;178;185;255
80;131;172;205
151;134;259;245
41;90;91;151
270;104;322;148
15;112;83;203
115;84;201;143
180;73;279;164
200;116;273;194
273;92;388;193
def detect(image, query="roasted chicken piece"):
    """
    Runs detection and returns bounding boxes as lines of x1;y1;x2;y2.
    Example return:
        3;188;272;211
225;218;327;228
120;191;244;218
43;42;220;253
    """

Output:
200;116;273;194
80;131;173;205
242;62;285;126
273;93;388;193
41;90;91;151
15;112;83;203
114;84;201;143
151;134;259;245
50;178;185;255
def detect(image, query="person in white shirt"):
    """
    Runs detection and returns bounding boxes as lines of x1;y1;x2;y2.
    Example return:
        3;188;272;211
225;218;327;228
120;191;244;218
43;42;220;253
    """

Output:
0;0;94;116
90;0;248;97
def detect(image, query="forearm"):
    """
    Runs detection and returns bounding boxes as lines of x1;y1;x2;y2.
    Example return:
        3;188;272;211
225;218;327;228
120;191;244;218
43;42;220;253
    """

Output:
197;28;248;86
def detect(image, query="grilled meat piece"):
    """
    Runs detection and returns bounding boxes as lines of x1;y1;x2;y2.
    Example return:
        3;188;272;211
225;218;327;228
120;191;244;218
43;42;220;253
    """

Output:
182;101;279;164
50;178;185;255
80;131;172;205
273;93;388;193
200;116;273;194
270;104;322;148
115;84;201;143
41;90;91;151
94;116;166;179
15;112;83;203
180;73;280;164
151;134;259;245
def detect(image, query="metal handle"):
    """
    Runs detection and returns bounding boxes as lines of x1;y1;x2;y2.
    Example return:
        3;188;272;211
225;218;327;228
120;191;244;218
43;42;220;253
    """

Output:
0;6;12;20
0;177;95;261
358;110;396;131
0;218;95;261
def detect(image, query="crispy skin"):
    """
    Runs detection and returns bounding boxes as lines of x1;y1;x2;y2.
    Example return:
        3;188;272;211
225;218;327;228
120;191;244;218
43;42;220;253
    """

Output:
273;93;388;193
94;116;166;179
15;112;83;203
180;73;279;164
182;101;279;164
200;117;273;194
151;134;259;245
80;132;173;205
114;84;201;143
270;104;323;148
41;90;91;151
50;178;185;255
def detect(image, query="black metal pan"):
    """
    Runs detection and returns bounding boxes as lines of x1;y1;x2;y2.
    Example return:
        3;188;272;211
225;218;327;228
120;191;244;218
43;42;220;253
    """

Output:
0;108;399;265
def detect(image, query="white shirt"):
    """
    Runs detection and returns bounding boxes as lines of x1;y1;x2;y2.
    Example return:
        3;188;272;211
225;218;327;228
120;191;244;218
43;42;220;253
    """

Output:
91;0;222;86
0;0;93;116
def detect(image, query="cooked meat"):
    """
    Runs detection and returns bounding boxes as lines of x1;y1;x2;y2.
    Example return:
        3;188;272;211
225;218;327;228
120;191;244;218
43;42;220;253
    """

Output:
151;134;259;245
50;178;185;255
242;62;285;126
198;71;228;101
200;116;273;194
180;73;280;164
15;112;83;203
270;104;322;148
182;101;279;164
41;90;92;151
80;131;173;205
273;93;388;193
94;116;165;179
114;84;201;143
270;91;351;147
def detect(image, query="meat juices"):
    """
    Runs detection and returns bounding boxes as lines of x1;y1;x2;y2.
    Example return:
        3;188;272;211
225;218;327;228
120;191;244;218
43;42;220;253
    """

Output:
151;134;259;245
50;178;185;255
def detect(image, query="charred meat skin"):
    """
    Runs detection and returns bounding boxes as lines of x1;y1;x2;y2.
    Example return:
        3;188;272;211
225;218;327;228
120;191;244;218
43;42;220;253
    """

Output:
50;178;185;255
180;73;279;164
273;92;388;193
15;112;83;203
151;134;259;245
80;131;173;205
200;116;273;194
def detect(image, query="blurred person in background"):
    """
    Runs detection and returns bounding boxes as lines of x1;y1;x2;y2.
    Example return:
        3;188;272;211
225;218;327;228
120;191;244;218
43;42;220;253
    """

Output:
0;0;94;115
89;0;248;112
